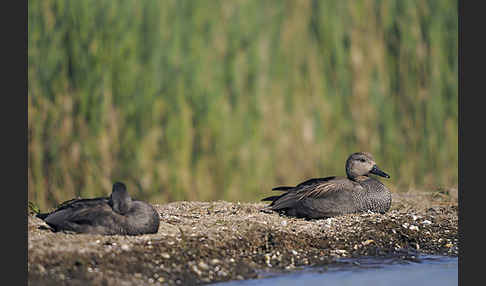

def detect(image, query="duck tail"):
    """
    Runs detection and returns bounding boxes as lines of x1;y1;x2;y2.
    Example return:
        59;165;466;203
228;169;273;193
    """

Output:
35;212;50;220
261;195;281;202
271;186;294;191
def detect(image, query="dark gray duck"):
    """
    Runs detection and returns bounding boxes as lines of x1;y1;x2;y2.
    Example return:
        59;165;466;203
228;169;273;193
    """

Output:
262;152;391;219
36;182;160;235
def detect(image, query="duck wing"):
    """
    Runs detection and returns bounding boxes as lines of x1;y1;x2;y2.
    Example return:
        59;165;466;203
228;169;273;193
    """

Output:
263;177;361;211
41;198;118;233
263;177;336;203
36;197;110;220
271;176;337;191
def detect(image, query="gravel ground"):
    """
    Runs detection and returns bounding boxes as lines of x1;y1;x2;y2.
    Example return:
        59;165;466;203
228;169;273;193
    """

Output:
28;190;458;286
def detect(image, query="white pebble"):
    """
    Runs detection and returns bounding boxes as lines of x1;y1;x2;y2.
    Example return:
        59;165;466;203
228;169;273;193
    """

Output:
409;225;419;231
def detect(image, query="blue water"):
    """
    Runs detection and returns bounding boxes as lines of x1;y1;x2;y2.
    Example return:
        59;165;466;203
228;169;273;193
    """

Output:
213;255;458;286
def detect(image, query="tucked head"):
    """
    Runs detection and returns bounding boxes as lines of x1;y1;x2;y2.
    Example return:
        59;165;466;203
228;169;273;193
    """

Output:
345;152;390;179
109;182;132;214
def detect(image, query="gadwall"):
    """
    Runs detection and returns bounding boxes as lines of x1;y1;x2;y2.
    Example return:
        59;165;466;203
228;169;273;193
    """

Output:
262;152;391;219
36;182;160;235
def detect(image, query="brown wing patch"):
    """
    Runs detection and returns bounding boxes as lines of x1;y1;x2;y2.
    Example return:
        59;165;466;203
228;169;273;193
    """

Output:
295;179;361;200
296;181;340;200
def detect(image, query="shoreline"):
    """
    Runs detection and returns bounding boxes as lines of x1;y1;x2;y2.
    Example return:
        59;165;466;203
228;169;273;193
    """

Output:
28;191;458;285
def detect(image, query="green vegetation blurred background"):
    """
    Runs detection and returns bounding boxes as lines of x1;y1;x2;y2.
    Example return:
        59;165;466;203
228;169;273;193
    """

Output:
28;0;458;210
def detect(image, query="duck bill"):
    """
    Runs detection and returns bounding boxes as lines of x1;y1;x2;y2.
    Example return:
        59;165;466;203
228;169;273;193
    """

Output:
370;165;390;178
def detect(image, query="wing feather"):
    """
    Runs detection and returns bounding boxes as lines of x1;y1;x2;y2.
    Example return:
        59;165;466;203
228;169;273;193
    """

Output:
265;177;362;211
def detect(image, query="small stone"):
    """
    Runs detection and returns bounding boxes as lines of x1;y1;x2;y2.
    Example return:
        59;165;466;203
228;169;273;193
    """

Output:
161;253;170;259
409;225;419;231
281;220;288;226
37;264;46;274
198;261;209;270
121;244;130;251
218;270;228;277
362;239;374;246
191;265;202;276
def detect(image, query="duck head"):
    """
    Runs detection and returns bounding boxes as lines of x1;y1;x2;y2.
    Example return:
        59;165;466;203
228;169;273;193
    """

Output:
345;152;390;180
109;182;132;215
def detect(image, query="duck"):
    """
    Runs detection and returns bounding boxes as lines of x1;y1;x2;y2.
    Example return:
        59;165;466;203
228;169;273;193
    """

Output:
36;182;160;235
262;152;391;219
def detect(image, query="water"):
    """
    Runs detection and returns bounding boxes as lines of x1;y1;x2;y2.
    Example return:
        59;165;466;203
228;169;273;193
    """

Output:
212;255;458;286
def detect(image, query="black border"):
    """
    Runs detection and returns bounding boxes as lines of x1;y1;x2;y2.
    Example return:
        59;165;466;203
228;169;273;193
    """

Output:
459;0;480;285
7;0;28;285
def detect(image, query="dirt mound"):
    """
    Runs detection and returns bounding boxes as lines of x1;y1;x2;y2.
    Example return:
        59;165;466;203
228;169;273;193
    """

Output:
28;192;458;285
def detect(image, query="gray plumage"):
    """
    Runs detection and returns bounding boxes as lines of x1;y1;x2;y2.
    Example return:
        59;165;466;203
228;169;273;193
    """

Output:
36;182;160;235
262;152;391;219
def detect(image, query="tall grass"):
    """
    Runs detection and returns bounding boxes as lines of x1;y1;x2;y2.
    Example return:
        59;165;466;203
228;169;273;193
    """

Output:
28;0;458;210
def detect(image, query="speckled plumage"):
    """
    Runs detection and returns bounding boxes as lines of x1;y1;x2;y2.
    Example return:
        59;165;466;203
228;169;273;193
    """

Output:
262;152;391;219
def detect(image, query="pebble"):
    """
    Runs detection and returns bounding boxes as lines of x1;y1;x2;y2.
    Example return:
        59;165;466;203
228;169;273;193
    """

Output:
198;261;209;270
161;253;170;259
362;239;374;246
218;270;228;277
37;264;46;274
192;265;202;276
409;225;419;231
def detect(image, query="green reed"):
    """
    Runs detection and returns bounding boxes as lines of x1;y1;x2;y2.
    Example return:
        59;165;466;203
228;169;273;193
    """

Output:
28;0;458;209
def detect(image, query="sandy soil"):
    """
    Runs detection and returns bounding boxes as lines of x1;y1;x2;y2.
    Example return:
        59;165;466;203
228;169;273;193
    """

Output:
28;190;458;286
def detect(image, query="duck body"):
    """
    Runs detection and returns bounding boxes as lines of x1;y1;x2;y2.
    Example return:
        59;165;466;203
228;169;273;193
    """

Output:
262;152;392;219
36;182;160;235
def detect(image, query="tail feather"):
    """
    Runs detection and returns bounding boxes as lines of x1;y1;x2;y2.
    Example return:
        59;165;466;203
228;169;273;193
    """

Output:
36;212;50;220
272;186;294;191
261;195;281;202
